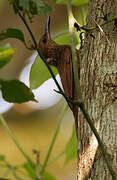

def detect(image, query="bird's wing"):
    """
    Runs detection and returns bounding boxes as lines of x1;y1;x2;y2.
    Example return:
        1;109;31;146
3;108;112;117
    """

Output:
57;47;73;99
58;47;79;138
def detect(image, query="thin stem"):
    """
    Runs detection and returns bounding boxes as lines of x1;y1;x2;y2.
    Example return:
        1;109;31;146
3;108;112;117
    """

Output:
40;105;68;175
81;16;117;32
80;6;86;26
47;151;65;166
15;6;37;48
0;114;34;168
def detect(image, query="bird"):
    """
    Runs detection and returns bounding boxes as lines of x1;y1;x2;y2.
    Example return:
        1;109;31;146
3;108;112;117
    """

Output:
38;17;80;139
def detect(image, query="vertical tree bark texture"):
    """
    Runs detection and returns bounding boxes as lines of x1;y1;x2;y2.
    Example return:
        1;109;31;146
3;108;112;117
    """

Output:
77;0;117;179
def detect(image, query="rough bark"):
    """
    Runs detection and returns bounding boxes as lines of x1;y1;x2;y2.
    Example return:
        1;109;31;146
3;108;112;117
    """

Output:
77;0;117;179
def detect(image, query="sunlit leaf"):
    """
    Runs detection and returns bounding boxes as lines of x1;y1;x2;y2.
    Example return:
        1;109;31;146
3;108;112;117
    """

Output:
0;79;36;103
64;125;77;164
0;48;16;69
0;43;16;68
30;56;58;90
0;28;27;48
52;0;89;6
54;31;80;48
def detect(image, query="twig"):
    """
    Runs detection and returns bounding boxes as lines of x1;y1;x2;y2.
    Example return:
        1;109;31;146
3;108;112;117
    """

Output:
40;105;68;175
81;16;117;32
47;151;65;166
92;18;111;46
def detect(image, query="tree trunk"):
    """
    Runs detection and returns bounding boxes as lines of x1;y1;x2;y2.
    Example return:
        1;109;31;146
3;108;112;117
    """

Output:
77;0;117;179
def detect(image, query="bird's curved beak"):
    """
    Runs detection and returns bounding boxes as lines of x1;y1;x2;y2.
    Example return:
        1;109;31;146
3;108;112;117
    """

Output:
44;16;51;39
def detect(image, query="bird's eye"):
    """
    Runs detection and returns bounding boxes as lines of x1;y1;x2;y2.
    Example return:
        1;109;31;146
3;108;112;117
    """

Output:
42;37;47;43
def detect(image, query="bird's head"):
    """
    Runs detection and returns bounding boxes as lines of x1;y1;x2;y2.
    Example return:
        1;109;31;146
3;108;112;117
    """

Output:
38;17;59;66
38;16;53;58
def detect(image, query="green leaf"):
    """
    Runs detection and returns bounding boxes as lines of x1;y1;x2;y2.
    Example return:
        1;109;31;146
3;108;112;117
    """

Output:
18;0;52;17
43;171;57;180
0;178;10;180
52;0;89;6
31;0;52;17
0;28;27;47
23;162;36;179
0;154;5;161
0;45;16;68
0;79;36;103
19;0;29;10
23;163;57;180
54;32;80;48
64;125;77;164
30;56;58;90
54;33;71;45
